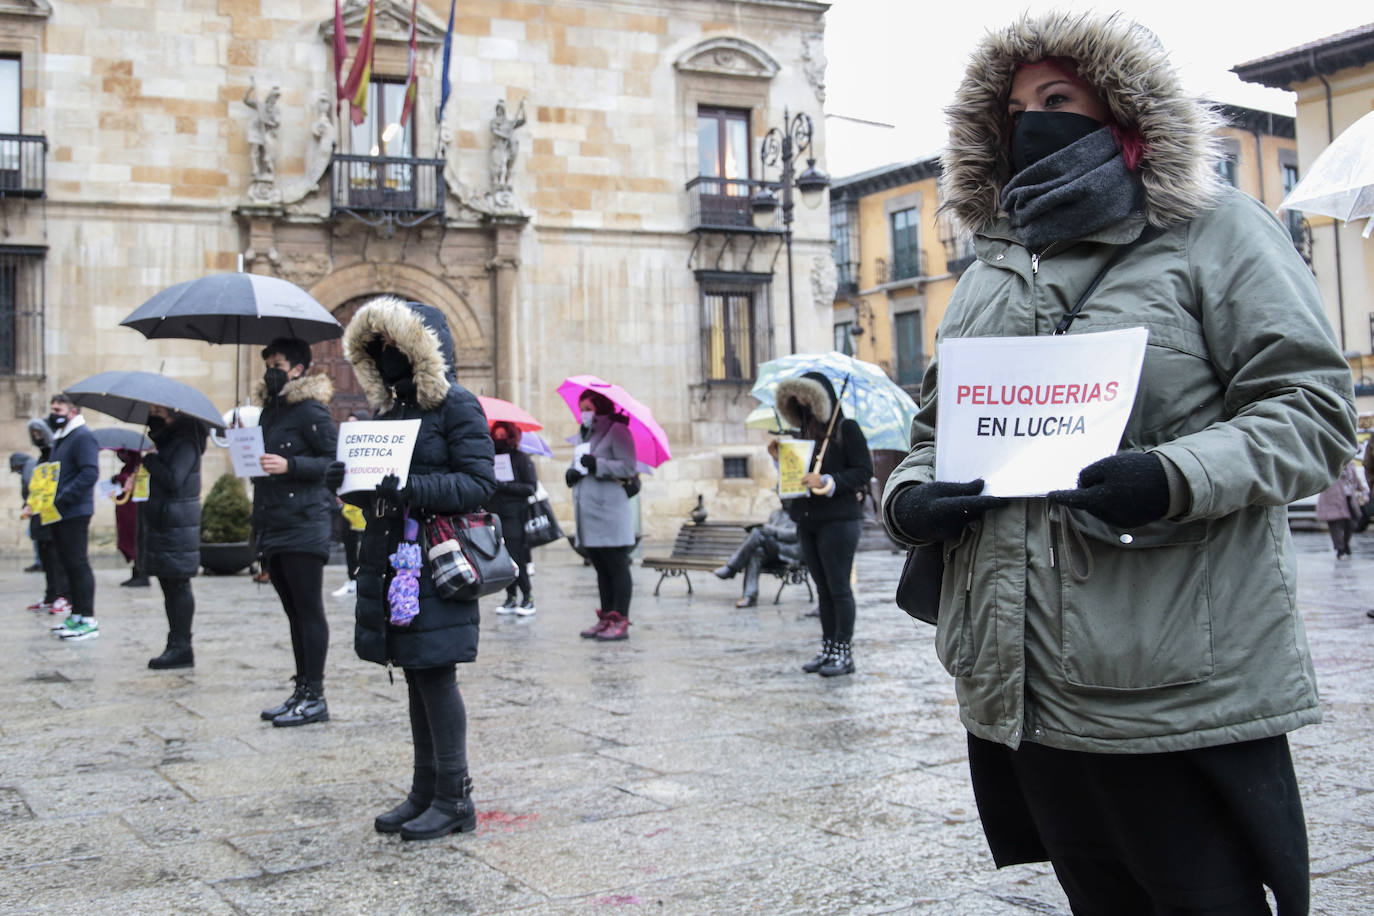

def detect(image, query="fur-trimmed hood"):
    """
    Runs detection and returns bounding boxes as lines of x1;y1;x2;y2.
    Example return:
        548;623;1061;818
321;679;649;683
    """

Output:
252;371;334;408
342;296;455;413
776;372;838;429
940;10;1225;235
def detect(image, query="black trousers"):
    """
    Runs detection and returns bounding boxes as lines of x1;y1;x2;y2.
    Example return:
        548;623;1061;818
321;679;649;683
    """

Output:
343;527;360;580
50;516;94;618
267;552;329;687
158;576;194;640
498;512;532;599
404;664;469;803
37;536;68;603
1326;517;1354;555
586;545;633;617
969;734;1306;915
797;518;861;643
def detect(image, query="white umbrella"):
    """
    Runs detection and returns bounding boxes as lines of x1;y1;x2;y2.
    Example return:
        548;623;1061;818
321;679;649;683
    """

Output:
1280;110;1374;239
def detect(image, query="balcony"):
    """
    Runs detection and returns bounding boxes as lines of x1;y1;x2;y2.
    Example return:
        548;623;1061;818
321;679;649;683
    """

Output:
873;251;926;286
0;134;46;199
330;153;445;227
685;176;780;233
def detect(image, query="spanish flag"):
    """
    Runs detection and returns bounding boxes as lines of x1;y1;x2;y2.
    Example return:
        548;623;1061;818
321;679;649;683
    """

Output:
341;0;376;126
399;0;418;127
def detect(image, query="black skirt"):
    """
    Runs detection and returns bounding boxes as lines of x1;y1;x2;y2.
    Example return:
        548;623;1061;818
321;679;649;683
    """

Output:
967;733;1309;913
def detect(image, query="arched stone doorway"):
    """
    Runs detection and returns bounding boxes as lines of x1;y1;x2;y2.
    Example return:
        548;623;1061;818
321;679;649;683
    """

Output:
314;295;373;425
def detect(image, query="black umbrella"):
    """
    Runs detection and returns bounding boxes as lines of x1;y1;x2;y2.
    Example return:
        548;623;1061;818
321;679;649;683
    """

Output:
120;273;342;345
64;371;226;430
92;427;153;452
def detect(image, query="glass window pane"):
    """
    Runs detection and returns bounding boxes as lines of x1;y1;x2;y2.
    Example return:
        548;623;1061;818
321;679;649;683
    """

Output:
723;117;748;181
382;82;411;156
350;83;378;155
895;312;923;386
0;59;18;134
697;116;719;178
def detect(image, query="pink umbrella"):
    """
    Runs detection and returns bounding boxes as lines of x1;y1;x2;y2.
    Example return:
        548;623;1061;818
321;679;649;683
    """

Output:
556;374;671;468
478;395;543;431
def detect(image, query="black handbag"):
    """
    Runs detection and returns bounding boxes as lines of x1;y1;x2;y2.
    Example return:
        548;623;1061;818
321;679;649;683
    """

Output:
423;511;519;601
522;497;563;548
895;544;943;626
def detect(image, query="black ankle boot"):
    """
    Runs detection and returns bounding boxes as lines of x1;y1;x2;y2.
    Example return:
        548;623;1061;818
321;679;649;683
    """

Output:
819;641;855;677
272;681;329;727
148;635;193;670
260;677;305;720
400;775;477;841
801;639;833;674
375;793;431;833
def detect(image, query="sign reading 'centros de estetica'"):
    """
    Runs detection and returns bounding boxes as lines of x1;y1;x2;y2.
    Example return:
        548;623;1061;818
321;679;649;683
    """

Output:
935;328;1149;497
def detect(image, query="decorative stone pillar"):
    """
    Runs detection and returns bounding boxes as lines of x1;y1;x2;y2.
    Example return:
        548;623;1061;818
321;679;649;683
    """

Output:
488;218;523;404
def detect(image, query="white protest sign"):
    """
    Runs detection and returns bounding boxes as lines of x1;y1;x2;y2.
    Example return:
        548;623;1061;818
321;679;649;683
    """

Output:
226;426;267;478
493;452;514;482
336;419;423;494
935;327;1149;497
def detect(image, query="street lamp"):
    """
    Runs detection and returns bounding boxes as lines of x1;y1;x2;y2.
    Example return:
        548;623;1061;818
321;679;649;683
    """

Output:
751;108;829;354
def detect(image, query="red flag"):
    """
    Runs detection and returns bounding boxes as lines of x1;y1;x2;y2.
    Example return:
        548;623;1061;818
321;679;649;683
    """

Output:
341;0;376;126
332;0;346;118
399;0;418;127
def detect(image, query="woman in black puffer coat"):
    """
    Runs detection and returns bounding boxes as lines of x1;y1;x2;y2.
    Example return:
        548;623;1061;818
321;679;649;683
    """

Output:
253;337;338;727
141;407;207;670
774;372;872;678
342;296;496;842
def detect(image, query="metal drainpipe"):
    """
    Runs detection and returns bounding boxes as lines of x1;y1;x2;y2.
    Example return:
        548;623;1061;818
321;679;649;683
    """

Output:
1312;51;1346;350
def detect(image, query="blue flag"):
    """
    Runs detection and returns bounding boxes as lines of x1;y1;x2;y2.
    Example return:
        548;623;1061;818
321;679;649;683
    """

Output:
438;0;456;122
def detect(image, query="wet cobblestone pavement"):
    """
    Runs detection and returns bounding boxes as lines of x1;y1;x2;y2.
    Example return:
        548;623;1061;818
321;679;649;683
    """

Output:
0;530;1370;914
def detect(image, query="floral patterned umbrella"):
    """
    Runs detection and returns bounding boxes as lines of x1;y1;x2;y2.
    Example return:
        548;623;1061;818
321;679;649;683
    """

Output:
750;351;917;452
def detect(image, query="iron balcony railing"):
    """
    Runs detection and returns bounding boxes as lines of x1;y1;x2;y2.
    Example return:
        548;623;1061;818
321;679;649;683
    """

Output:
0;134;46;198
330;153;445;227
685;176;779;232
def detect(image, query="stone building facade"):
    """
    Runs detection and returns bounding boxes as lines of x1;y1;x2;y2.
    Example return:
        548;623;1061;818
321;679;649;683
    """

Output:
0;0;835;551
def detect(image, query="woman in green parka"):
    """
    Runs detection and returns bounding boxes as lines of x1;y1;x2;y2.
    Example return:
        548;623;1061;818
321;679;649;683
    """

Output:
881;12;1356;913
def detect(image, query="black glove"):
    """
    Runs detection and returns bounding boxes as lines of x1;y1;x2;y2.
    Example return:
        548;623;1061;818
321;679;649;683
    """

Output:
1047;452;1170;528
324;460;346;493
374;473;403;517
580;453;597;474
890;479;1008;543
565;467;581;489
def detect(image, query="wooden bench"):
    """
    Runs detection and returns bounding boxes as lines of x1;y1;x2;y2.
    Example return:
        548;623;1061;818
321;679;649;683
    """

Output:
641;520;811;603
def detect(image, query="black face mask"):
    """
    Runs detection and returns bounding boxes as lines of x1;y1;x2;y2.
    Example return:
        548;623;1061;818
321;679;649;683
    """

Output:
378;346;413;387
46;412;67;431
263;367;289;397
1010;111;1104;174
146;416;167;433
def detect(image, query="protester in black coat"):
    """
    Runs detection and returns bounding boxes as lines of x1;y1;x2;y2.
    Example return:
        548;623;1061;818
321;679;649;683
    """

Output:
342;295;496;842
18;418;68;612
253;337;338;727
774;371;872;677
141;408;206;669
487;421;538;615
44;395;100;639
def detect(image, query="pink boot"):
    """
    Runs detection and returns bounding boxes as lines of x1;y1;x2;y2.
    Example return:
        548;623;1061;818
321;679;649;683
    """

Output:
579;609;610;639
595;612;631;641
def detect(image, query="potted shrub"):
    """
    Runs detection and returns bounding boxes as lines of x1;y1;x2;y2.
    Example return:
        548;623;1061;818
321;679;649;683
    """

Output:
199;473;255;575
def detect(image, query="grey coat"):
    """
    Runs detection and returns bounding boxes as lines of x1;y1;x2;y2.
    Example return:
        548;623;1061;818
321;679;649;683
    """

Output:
572;417;637;549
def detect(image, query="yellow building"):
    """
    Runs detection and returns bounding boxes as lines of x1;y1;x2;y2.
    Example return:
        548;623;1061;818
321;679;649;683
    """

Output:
830;103;1299;415
1235;26;1374;401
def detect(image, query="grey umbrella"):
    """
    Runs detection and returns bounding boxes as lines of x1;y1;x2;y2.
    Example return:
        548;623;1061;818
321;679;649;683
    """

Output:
120;273;342;345
64;371;226;430
91;427;154;452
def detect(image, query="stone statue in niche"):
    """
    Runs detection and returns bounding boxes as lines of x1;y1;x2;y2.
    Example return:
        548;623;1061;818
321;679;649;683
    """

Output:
244;79;281;183
488;99;526;189
304;91;335;187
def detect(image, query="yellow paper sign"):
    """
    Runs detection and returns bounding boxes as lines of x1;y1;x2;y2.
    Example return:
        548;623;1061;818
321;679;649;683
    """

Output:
28;461;62;525
131;465;150;503
777;439;816;500
341;502;366;532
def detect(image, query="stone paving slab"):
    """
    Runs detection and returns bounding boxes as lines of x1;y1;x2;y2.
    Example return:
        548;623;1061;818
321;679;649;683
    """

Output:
0;530;1369;913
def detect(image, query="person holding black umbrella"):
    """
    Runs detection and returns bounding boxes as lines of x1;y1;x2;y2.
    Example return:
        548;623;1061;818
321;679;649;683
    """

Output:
41;395;101;641
141;405;207;669
253;337;338;727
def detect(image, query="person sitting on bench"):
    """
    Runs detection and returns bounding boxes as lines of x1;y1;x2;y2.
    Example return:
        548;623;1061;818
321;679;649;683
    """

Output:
713;507;801;608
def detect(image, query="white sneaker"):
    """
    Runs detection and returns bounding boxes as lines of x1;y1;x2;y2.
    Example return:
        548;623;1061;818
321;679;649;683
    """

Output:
330;580;356;598
515;598;536;617
495;595;519;615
